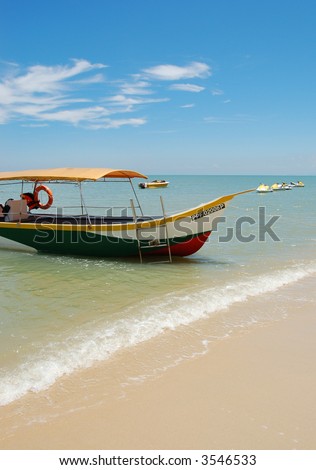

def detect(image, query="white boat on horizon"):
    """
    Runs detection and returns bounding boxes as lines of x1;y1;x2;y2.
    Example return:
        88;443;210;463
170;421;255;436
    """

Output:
256;184;273;193
271;182;292;191
138;179;169;189
290;181;305;187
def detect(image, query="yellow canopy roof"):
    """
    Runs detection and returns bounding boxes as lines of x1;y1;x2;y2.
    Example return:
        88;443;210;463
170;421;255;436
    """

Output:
0;167;148;181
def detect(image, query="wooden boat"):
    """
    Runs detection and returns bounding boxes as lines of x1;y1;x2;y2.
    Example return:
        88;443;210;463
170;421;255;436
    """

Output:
0;168;253;261
139;180;169;189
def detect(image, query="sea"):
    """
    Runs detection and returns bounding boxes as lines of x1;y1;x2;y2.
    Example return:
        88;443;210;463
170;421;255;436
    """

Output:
0;175;315;408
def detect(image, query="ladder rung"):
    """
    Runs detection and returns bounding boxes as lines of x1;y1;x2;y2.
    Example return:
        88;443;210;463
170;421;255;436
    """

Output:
131;196;172;263
148;260;172;264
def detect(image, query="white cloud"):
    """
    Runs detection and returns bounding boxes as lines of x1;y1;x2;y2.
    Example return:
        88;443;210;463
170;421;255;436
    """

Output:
143;61;211;80
120;80;153;95
181;104;195;108
107;95;141;106
105;117;147;129
0;59;108;125
0;59;151;129
106;94;169;107
73;73;105;84
0;60;19;68
12;59;106;94
39;106;111;125
204;115;256;124
170;83;205;92
0;58;213;130
211;89;224;96
89;117;147;129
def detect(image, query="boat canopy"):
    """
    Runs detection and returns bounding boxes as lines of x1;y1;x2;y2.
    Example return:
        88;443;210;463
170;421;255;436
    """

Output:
0;167;148;182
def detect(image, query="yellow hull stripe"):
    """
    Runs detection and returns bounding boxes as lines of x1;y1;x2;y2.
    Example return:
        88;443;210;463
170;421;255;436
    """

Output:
0;190;254;233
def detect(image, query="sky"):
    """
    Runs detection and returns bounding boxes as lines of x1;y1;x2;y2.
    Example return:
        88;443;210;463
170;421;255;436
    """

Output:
0;0;315;175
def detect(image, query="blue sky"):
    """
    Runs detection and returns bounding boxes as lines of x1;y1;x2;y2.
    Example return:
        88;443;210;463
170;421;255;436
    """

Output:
0;0;315;174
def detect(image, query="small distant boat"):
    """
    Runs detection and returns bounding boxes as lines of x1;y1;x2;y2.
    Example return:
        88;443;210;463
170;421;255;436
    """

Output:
139;179;169;189
256;184;273;193
281;183;292;190
271;183;282;190
290;181;305;187
271;182;292;191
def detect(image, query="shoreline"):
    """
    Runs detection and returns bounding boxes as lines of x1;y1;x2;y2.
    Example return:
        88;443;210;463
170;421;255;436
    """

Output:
0;275;316;450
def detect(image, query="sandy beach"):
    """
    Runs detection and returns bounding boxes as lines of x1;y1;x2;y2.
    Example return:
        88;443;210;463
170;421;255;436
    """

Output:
0;275;315;450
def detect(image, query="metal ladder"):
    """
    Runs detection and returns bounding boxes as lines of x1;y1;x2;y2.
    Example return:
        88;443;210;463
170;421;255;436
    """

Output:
130;196;172;263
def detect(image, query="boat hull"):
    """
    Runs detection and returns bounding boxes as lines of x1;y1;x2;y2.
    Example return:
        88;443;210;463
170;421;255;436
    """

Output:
0;224;211;257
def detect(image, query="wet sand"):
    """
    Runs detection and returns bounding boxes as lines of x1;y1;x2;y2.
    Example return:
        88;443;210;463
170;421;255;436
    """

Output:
0;277;316;450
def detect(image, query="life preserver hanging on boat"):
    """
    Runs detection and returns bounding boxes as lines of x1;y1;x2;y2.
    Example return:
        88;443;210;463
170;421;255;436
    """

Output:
20;192;40;210
21;185;53;210
33;185;54;210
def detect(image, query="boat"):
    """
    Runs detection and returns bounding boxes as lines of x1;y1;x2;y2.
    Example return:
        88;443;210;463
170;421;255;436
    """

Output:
139;179;169;189
271;182;292;191
290;181;305;187
0;167;253;261
256;184;273;193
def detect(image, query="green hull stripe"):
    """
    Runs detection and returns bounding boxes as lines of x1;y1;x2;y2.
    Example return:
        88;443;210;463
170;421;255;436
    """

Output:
0;226;204;257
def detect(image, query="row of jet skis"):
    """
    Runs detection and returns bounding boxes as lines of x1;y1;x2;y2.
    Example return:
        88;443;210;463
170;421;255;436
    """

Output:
256;181;305;193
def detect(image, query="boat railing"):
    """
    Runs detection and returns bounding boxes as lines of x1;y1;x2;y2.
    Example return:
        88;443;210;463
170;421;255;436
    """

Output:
0;202;144;221
56;204;143;217
0;176;145;219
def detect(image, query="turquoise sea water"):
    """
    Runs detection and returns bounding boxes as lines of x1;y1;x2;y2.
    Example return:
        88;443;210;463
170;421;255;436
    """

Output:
0;175;315;406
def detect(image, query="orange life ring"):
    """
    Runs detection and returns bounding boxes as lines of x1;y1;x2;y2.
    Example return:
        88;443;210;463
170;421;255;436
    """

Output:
21;192;40;210
33;185;54;210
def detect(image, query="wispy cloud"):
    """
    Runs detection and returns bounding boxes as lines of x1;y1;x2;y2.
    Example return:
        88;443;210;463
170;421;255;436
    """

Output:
181;103;195;108
211;88;224;96
143;61;211;80
0;58;213;129
73;73;105;85
11;59;106;94
170;83;205;92
0;59;152;129
0;59;109;125
106;94;169;107
204;114;256;124
39;106;111;125
88;117;147;129
119;80;153;95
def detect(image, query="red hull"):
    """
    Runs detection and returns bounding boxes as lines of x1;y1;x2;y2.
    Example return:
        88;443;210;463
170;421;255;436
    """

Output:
145;231;211;257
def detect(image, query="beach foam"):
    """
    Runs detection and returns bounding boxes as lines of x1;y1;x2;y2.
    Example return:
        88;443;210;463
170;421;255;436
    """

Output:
0;261;315;407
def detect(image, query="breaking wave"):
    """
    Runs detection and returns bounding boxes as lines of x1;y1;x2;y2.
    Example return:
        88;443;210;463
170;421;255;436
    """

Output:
0;262;315;406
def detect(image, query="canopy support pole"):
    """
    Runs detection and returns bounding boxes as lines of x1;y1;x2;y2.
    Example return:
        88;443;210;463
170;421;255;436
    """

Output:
129;178;143;216
130;198;143;263
78;181;92;225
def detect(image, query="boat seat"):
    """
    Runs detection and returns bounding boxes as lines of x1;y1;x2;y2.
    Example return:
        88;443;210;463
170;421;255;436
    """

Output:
4;199;29;222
